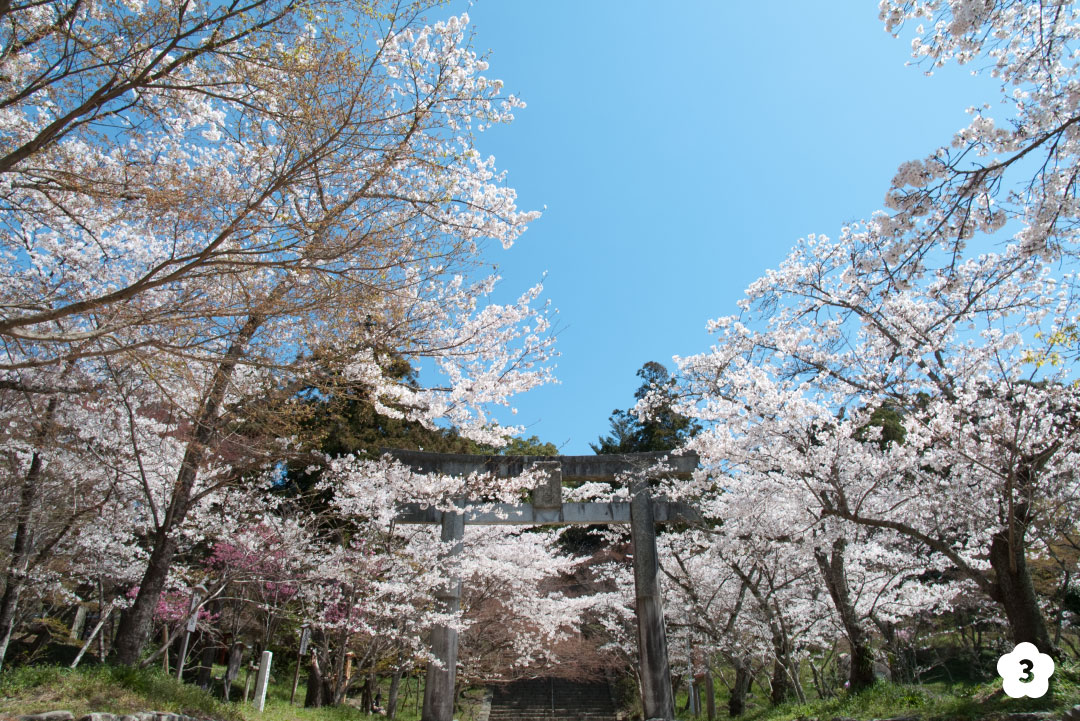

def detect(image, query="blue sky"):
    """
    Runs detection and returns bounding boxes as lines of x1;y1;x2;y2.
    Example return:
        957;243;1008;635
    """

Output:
441;2;999;454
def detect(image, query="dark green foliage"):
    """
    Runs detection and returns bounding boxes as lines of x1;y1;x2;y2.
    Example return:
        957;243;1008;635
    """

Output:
281;358;557;511
590;362;699;454
289;358;481;468
498;435;558;457
1063;583;1080;619
854;403;906;449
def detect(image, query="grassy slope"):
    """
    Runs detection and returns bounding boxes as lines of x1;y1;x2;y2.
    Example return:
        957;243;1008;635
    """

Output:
0;666;243;721
674;662;1080;721
0;665;485;721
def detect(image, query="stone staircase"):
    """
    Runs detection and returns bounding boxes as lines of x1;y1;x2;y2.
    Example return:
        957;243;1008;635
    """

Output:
487;678;619;721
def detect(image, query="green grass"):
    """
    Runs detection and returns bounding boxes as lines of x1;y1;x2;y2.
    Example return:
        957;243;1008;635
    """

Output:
0;664;486;721
0;665;243;720
673;661;1080;721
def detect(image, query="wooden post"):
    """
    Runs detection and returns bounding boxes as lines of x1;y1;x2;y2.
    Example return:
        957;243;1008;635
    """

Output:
175;584;204;682
291;624;310;705
162;626;170;674
630;479;675;721
343;651;355;701
254;650;273;712
421;505;464;721
70;606;87;640
69;602;114;669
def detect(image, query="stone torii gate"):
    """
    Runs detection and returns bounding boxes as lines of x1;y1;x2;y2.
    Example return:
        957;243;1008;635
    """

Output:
389;449;699;721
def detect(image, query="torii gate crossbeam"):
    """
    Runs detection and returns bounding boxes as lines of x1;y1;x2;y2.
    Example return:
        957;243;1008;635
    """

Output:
389;449;699;721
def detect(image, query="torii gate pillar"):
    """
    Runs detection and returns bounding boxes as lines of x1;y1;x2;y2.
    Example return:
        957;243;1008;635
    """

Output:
630;478;675;721
421;506;464;721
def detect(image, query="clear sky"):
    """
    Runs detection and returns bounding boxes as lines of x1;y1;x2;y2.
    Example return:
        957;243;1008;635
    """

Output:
440;1;998;454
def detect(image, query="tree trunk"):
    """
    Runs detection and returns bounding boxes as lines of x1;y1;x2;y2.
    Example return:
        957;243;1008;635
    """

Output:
728;657;751;717
331;631;350;705
988;528;1055;653
360;673;373;713
729;564;801;705
114;529;181;665
814;539;875;691
387;665;404;719
0;451;41;670
111;314;264;665
1054;570;1070;647
305;653;327;708
0;395;59;671
224;642;245;701
197;633;217;689
873;614;911;683
770;656;791;706
196;599;221;689
98;580;108;661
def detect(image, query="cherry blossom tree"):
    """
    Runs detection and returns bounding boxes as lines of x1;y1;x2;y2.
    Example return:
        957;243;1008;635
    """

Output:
0;365;169;669
879;0;1080;261
0;0;558;664
652;1;1080;670
0;0;541;374
669;229;1079;652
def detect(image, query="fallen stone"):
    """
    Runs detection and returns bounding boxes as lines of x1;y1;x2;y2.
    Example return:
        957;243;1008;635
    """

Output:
1063;706;1080;721
19;712;75;721
77;714;118;721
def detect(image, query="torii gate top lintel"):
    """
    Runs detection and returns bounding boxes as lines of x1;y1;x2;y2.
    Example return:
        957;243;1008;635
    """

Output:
386;448;700;528
382;448;699;482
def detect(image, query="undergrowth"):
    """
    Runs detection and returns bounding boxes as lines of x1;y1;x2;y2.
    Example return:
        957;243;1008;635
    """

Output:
674;661;1080;720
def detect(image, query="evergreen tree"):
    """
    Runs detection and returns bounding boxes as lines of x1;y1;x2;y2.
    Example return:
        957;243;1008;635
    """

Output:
283;361;555;511
591;362;699;454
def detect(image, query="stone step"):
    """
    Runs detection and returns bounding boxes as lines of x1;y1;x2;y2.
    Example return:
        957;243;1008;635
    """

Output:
491;709;613;712
489;712;615;715
490;710;616;714
489;717;618;721
488;677;618;721
490;704;616;709
491;704;615;707
488;716;618;721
